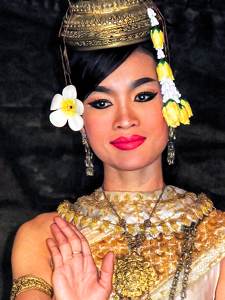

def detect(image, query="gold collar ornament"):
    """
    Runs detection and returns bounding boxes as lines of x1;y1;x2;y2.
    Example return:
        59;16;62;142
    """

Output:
57;186;214;300
102;186;166;299
101;186;199;300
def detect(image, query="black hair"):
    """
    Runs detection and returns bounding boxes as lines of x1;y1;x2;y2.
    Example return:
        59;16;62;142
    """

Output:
68;39;157;101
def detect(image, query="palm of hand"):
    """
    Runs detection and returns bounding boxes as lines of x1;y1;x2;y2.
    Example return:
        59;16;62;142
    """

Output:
47;217;114;300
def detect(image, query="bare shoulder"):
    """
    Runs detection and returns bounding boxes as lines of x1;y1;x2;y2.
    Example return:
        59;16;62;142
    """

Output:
13;212;58;246
23;211;58;231
12;211;58;283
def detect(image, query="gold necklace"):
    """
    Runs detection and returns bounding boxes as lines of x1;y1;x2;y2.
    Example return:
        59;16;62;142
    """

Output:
102;186;166;299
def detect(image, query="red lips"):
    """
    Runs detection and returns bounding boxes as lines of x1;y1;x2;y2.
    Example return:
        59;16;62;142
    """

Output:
110;135;146;150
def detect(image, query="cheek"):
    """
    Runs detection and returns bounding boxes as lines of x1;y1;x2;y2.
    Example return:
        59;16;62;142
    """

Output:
155;109;168;135
157;117;169;149
83;115;98;139
144;101;167;131
83;113;107;153
144;102;168;147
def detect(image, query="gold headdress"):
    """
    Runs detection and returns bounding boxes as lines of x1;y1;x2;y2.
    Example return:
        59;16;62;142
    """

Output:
60;0;156;50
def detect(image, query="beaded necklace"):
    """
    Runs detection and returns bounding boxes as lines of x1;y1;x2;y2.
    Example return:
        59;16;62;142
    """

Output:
102;186;197;300
102;186;166;299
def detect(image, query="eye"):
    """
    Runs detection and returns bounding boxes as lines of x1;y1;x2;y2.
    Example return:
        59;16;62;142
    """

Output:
134;92;158;102
88;99;112;109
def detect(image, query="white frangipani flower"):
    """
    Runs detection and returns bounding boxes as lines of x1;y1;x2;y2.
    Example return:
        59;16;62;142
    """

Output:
49;85;84;131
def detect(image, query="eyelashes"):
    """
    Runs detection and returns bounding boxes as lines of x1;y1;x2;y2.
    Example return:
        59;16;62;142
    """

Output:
88;91;158;109
134;92;158;102
88;99;112;109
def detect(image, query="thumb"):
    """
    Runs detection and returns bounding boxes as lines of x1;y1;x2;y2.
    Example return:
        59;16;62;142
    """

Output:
99;251;114;293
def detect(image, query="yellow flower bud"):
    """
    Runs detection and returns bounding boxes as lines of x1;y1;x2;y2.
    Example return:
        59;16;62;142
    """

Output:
151;27;164;49
180;99;193;118
156;60;175;82
178;104;190;125
162;100;180;127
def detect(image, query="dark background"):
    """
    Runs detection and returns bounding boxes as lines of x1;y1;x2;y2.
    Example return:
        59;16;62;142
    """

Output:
0;0;225;298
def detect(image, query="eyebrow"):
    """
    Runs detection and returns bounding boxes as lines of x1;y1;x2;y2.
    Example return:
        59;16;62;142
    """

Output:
131;77;155;89
93;86;110;93
92;77;155;94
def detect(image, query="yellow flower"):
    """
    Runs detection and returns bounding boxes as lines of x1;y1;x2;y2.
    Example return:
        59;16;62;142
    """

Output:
178;104;190;125
151;27;164;49
180;98;193;118
156;60;175;82
162;100;180;127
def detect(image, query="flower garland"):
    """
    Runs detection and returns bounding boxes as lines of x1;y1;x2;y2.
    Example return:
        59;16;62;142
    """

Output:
147;8;193;128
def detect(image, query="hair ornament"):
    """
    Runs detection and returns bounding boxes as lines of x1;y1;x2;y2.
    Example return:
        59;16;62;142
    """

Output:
160;78;181;104
180;99;193;118
49;85;84;131
150;27;165;59
148;7;193;128
147;8;159;26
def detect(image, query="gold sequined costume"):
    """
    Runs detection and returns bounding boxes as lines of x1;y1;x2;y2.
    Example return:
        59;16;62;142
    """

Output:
58;185;225;300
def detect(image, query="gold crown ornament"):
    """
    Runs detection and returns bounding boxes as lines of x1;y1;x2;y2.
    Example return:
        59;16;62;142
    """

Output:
60;0;156;50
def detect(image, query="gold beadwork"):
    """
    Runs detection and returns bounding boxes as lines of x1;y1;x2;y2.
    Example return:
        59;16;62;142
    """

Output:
60;0;156;50
10;275;53;300
57;186;213;238
65;210;75;222
71;0;145;14
80;215;90;226
101;186;166;298
115;251;158;298
169;224;197;300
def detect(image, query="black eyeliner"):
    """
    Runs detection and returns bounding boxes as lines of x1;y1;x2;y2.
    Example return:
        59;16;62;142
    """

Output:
135;91;158;102
88;99;112;109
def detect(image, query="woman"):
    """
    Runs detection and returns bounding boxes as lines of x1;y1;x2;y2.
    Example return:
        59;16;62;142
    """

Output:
10;0;225;299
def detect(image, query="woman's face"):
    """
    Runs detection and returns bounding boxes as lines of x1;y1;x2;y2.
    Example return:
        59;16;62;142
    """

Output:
82;51;168;172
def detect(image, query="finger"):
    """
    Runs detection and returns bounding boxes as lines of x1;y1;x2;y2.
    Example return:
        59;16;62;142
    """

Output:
67;222;92;257
46;238;63;269
50;223;74;261
54;217;82;254
99;251;114;293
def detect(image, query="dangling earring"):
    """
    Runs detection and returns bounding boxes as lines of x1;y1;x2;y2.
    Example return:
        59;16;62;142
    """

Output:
167;127;176;165
82;131;94;176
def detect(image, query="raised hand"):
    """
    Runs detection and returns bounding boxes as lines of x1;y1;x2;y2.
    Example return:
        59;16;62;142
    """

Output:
47;217;114;300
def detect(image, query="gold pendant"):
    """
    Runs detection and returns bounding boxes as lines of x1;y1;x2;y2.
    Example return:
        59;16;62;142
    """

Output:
115;251;158;298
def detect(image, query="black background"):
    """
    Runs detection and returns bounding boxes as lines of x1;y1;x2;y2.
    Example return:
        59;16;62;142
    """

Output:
0;0;225;298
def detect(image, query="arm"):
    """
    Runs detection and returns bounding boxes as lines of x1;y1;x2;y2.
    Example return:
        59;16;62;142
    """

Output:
11;212;57;300
215;258;225;300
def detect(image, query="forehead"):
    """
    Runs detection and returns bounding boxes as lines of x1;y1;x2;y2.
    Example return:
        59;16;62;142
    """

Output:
99;51;158;87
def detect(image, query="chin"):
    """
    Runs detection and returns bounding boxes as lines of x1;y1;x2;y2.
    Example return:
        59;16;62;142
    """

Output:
110;156;160;172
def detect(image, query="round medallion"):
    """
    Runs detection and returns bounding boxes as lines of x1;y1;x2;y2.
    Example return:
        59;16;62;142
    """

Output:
115;251;158;298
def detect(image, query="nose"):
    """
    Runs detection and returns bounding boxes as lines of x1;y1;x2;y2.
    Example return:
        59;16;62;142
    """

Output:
113;103;140;130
